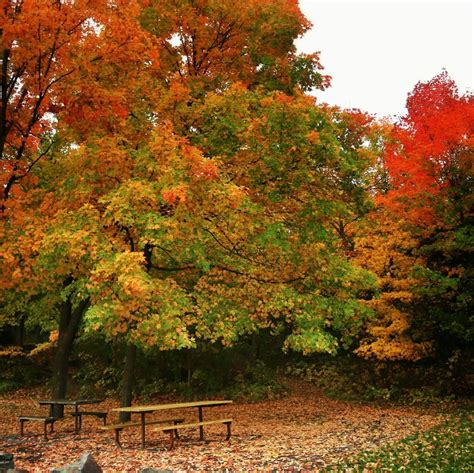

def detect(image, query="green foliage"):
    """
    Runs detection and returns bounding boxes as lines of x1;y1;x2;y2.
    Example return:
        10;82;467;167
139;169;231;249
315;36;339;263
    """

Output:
72;333;122;398
326;413;474;472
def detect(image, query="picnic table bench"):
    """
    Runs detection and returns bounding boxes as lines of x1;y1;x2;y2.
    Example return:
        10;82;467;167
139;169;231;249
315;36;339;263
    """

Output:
38;399;104;433
18;416;57;439
99;417;184;447
70;410;108;430
155;418;233;449
112;400;233;449
19;399;105;438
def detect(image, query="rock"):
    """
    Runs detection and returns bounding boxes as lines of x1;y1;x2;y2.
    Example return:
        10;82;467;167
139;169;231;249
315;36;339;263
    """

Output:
0;452;15;471
51;453;102;473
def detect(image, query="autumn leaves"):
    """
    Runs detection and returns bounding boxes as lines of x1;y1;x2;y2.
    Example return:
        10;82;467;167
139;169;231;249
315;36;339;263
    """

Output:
1;1;472;405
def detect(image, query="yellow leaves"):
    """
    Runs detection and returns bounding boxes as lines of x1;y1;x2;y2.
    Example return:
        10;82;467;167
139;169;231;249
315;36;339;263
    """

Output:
169;80;190;101
148;122;182;160
86;254;194;349
380;290;413;303
119;274;148;297
356;302;434;361
48;330;59;343
0;346;24;358
352;208;433;361
91;251;145;285
356;338;433;362
27;340;56;361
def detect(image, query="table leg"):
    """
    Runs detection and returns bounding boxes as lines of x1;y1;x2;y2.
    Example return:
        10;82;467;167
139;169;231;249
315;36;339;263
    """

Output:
74;404;79;433
141;412;146;449
198;407;204;440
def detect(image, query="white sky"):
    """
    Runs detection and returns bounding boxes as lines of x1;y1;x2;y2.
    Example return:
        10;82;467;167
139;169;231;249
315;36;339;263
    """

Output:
296;0;473;119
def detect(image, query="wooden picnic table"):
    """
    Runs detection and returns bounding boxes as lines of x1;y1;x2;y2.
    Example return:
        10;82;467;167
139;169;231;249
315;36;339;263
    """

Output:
38;399;102;433
113;399;232;449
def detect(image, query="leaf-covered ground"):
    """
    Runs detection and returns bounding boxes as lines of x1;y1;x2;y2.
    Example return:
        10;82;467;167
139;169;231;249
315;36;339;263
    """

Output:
330;412;473;472
0;379;452;472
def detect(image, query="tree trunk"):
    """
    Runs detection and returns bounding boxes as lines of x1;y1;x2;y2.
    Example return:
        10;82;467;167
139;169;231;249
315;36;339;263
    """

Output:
51;297;88;418
119;343;137;422
14;314;25;347
250;332;259;360
117;244;151;422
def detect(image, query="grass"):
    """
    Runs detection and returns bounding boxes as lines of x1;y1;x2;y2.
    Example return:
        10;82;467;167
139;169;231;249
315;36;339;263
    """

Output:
326;411;474;472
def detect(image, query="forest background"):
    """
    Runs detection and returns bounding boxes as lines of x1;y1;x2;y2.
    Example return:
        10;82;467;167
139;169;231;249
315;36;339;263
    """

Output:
0;0;472;426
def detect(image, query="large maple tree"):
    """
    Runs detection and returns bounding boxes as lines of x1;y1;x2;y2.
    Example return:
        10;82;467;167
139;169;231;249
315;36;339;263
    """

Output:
0;0;422;409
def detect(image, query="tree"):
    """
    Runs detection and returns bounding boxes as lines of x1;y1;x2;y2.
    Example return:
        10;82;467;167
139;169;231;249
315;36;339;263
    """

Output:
353;209;433;361
0;0;156;413
0;0;153;205
355;72;473;367
141;0;330;94
2;0;381;411
182;86;379;354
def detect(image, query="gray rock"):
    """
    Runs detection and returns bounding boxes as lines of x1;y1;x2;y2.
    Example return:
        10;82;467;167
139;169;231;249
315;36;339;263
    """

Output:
51;453;102;473
0;465;14;471
0;452;15;472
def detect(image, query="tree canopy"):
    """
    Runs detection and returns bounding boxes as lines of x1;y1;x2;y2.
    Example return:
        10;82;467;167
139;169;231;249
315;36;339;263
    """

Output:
1;2;472;406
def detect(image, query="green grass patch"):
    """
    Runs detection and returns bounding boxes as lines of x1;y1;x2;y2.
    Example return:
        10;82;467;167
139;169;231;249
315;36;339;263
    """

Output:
326;412;473;472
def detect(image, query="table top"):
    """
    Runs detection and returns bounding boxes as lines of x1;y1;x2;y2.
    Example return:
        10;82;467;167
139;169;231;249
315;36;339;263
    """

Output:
113;399;233;413
38;399;102;406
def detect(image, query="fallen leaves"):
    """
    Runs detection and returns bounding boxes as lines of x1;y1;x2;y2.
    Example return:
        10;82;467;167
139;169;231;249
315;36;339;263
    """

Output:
0;379;448;471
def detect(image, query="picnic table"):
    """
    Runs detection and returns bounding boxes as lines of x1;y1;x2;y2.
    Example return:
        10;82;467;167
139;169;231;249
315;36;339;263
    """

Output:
38;399;103;433
112;399;233;449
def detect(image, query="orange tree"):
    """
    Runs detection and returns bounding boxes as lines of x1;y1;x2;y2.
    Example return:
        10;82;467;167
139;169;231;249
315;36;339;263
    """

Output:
0;0;157;410
353;73;473;378
1;0;381;407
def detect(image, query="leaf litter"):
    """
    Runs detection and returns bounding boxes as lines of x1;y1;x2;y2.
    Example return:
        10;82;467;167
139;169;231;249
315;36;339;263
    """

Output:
0;379;447;472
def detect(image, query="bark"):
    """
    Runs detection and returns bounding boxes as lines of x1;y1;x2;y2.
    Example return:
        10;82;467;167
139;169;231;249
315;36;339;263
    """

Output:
14;314;25;347
119;343;137;422
250;332;259;360
51;297;89;418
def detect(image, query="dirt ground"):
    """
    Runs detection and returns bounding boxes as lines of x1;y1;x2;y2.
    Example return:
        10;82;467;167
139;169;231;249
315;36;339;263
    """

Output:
0;379;447;472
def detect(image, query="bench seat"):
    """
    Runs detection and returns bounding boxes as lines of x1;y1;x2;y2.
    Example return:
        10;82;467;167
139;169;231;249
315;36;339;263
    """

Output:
99;417;184;447
19;416;57;439
155;418;233;449
70;411;107;429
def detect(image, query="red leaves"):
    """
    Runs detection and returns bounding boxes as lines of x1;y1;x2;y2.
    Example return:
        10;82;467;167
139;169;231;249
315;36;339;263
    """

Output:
380;72;474;229
181;144;219;181
194;160;218;180
162;190;179;205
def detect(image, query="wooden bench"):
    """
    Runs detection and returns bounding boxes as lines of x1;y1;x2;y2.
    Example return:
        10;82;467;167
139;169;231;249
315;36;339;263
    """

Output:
19;416;57;439
99;417;184;447
155;418;233;449
70;411;107;430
